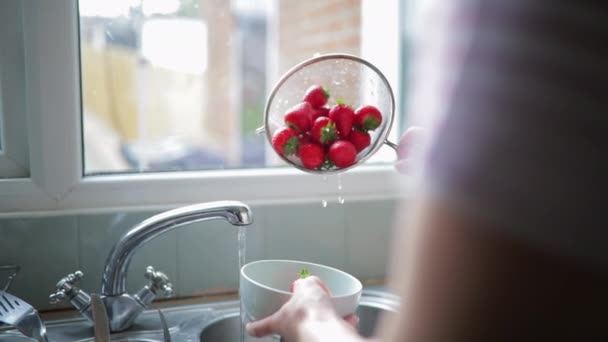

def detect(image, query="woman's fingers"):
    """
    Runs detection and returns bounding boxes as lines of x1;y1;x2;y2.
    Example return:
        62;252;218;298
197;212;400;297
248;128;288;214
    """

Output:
396;126;426;175
246;312;280;338
344;314;360;329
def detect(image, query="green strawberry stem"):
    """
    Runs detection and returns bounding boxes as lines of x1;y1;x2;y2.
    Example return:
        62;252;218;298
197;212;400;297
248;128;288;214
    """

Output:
320;122;337;144
297;269;312;279
363;117;380;131
284;136;300;156
321;158;335;170
337;98;344;105
322;87;331;99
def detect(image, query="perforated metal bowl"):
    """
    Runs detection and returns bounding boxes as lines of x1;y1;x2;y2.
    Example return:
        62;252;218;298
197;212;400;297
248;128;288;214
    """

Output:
257;54;398;174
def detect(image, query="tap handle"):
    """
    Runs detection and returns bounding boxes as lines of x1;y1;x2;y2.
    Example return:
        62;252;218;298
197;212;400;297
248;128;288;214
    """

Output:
144;266;173;297
49;291;67;304
49;270;84;304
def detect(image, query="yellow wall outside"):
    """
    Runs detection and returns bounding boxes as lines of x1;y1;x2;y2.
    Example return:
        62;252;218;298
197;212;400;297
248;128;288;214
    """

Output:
81;43;206;144
81;43;138;141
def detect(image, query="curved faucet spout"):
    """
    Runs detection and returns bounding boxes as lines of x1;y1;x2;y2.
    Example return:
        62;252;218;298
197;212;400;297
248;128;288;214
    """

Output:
101;201;253;296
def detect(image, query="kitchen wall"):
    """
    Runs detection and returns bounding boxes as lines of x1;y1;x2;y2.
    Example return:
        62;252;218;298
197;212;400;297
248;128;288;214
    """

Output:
0;197;399;311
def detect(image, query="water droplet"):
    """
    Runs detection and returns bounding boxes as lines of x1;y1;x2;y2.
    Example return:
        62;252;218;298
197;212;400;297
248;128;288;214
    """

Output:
321;200;328;208
338;196;345;204
313;52;321;58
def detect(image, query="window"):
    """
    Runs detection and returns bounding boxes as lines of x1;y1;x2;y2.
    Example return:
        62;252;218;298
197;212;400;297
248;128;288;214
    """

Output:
0;0;29;179
0;0;404;215
79;0;402;175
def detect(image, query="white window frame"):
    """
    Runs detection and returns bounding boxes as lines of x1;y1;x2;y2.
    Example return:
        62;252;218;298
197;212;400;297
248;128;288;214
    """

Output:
0;0;406;217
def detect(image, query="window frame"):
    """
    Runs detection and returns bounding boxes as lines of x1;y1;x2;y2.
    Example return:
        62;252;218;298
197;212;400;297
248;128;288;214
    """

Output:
0;0;407;217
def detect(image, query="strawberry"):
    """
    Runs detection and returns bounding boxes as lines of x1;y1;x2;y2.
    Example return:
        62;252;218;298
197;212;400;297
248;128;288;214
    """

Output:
285;102;313;133
299;143;325;169
311;117;338;145
303;85;330;108
354;105;382;131
349;129;371;152
290;269;312;292
310;106;329;122
296;132;312;157
271;127;300;156
328;140;357;168
298;132;312;144
329;100;355;139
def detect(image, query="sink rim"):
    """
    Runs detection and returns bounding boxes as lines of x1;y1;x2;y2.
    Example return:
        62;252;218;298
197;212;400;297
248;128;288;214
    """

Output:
0;292;399;341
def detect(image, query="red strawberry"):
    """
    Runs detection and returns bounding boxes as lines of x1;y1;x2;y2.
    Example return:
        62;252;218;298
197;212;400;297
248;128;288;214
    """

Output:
290;269;312;292
328;140;357;168
299;143;325;169
284;102;313;133
354;105;382;131
329;101;355;139
310;106;329;122
303;85;330;108
271;127;300;156
298;132;312;144
349;129;371;152
296;132;312;157
311;117;338;145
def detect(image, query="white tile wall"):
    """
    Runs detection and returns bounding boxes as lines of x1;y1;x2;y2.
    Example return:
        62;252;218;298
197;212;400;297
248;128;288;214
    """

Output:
0;199;397;311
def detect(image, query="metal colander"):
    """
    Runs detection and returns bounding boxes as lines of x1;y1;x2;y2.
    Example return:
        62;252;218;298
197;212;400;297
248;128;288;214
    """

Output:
257;54;398;174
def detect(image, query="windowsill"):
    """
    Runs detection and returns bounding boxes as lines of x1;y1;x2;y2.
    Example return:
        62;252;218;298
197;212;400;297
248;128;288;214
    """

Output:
0;164;412;218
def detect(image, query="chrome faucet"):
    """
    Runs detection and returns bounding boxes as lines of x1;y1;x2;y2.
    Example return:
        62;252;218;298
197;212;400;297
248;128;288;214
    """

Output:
49;201;252;332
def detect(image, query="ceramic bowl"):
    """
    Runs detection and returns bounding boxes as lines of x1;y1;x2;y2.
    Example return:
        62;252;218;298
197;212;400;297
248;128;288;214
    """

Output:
240;259;362;321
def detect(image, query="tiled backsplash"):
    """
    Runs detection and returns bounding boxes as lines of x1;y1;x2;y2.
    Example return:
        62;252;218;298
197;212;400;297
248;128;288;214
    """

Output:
0;198;397;311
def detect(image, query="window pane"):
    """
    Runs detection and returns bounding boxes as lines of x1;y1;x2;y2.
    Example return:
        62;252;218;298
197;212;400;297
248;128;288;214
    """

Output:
0;90;3;151
80;0;397;174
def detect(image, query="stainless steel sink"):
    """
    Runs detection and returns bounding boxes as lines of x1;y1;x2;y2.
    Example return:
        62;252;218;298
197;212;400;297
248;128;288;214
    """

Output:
0;292;398;341
198;296;398;341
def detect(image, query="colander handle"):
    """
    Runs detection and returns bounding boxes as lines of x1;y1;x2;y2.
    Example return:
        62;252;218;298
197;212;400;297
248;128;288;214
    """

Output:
384;139;399;153
255;126;266;136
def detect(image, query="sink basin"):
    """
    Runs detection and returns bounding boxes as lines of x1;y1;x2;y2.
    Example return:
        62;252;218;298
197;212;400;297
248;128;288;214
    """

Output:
0;291;398;341
199;296;397;341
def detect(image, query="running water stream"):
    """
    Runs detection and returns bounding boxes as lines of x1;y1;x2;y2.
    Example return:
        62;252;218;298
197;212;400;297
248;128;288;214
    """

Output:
238;226;247;342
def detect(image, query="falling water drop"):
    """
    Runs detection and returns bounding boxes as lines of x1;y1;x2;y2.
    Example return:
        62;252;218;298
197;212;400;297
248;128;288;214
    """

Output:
337;174;344;204
321;200;328;208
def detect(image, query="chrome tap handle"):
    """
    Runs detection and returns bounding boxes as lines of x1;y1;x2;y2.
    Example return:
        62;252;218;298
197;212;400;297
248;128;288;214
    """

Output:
49;271;84;304
49;290;67;304
144;266;173;297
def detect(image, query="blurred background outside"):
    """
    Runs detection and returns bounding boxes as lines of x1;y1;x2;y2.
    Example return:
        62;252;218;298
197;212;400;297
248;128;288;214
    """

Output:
80;0;397;174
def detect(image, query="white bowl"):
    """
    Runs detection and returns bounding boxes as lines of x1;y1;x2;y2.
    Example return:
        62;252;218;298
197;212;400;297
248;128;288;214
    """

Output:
240;259;362;321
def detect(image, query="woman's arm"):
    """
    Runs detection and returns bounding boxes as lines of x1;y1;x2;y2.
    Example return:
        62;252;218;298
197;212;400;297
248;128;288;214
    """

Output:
380;198;608;341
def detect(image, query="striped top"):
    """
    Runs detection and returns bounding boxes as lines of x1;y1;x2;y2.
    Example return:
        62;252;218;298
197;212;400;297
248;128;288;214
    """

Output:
417;0;608;268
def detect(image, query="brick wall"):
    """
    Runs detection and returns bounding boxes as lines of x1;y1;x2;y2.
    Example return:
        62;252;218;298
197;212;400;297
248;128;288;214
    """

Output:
278;0;361;74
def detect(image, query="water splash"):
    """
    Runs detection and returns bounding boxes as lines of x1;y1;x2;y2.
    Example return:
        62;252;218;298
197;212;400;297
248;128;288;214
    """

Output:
321;200;328;208
338;196;345;204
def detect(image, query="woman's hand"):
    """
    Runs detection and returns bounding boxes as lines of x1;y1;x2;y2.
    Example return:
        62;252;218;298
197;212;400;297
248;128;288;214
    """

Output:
395;126;427;175
246;276;360;341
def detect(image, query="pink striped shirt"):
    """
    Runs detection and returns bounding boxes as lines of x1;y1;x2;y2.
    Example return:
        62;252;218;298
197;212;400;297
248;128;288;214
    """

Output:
420;0;608;267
